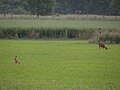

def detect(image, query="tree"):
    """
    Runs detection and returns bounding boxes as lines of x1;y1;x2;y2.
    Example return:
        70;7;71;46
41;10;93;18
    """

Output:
56;0;72;14
26;0;56;17
56;0;113;15
0;0;118;16
0;0;24;15
111;0;120;15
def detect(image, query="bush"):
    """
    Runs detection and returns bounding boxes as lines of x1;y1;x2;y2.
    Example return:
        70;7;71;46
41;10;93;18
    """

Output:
99;35;120;44
0;28;119;44
0;28;94;40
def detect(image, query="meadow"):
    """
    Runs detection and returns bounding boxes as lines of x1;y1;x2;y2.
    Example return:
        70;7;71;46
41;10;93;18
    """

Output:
0;14;120;89
0;14;120;21
0;40;120;90
0;19;120;29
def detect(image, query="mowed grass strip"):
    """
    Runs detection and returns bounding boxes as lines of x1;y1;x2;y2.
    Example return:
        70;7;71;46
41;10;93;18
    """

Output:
0;40;120;90
0;20;120;29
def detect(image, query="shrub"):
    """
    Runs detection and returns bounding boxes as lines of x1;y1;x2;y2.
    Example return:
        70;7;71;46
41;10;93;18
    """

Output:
0;28;94;40
99;35;120;44
0;27;119;44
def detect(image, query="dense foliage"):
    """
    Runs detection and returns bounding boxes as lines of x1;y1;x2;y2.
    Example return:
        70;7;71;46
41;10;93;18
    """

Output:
0;27;93;39
26;0;56;17
0;0;120;15
0;27;120;44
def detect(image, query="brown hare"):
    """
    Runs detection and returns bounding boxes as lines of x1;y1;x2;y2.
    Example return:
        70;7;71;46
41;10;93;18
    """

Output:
14;56;20;64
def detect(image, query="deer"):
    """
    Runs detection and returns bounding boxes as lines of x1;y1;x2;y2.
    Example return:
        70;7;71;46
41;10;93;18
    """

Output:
98;41;108;50
14;56;20;64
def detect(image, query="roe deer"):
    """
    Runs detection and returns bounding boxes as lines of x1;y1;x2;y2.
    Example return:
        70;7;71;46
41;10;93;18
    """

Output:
98;42;108;50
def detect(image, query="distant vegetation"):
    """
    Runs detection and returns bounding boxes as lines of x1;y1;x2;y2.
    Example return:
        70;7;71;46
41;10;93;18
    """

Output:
0;16;120;44
0;0;120;16
0;0;120;44
0;14;120;21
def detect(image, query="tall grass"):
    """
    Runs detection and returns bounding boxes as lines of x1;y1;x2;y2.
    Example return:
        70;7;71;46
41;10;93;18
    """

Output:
0;40;120;90
0;14;120;21
0;19;120;29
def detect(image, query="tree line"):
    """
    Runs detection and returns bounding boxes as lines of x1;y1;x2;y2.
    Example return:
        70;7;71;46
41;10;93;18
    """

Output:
0;0;120;17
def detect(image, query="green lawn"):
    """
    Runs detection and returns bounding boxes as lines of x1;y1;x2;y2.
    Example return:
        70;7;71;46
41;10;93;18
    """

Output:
0;20;120;29
0;40;120;90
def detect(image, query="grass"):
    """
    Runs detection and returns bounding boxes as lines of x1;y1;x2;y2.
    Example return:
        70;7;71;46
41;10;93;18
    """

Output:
0;14;120;21
0;19;120;29
0;40;120;90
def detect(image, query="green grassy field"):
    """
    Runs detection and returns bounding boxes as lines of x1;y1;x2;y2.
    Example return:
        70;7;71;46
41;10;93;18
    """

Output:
0;40;120;90
0;19;120;29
